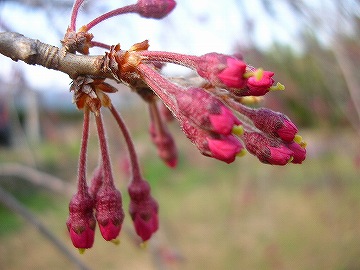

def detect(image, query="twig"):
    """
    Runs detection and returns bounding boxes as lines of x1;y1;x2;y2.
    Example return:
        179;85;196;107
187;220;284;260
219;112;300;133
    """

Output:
0;32;107;79
0;185;90;270
0;163;75;196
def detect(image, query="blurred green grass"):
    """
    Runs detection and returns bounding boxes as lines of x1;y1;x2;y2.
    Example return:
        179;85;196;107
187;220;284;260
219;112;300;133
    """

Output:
0;110;360;269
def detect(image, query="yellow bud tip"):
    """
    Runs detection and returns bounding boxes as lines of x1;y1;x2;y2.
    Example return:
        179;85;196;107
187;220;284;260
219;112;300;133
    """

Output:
270;82;285;91
243;71;254;79
237;149;247;157
111;239;120;245
239;96;263;105
140;241;148;249
287;156;294;164
254;68;264;81
294;135;307;148
78;248;86;254
232;125;244;136
294;135;303;144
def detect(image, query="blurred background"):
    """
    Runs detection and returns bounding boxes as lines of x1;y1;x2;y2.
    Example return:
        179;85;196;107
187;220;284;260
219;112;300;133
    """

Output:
0;0;360;269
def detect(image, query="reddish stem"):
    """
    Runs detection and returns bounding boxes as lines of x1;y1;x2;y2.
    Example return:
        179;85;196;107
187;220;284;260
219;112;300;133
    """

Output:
95;111;114;187
77;106;90;193
70;0;85;31
108;105;142;182
138;50;198;69
90;41;111;50
86;5;138;31
136;63;181;113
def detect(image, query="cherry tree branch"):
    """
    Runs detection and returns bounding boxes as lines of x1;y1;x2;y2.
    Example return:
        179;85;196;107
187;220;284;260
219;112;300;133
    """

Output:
0;32;109;79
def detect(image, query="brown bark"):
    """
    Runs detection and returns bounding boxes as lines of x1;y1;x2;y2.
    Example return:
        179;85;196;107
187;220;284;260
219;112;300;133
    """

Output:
0;32;108;79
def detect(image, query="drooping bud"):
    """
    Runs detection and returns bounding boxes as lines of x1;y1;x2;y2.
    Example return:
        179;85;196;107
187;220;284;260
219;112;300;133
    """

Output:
137;0;176;19
149;123;178;167
66;191;96;250
176;87;241;135
242;131;293;165
195;53;247;89
95;184;124;241
148;101;178;167
181;119;244;163
128;180;159;242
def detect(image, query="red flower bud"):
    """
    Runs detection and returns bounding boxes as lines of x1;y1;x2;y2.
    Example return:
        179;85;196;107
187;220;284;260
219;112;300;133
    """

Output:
149;123;178;168
129;196;159;242
207;134;244;164
176;87;240;135
287;141;306;164
181;120;243;163
277;118;299;142
239;70;274;96
128;179;151;202
242;131;293;165
137;0;176;19
128;180;159;241
196;53;247;89
95;185;124;241
66;192;96;249
244;108;298;142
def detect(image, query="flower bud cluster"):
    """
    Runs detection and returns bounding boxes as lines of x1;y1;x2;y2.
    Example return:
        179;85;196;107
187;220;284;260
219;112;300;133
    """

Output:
64;0;307;252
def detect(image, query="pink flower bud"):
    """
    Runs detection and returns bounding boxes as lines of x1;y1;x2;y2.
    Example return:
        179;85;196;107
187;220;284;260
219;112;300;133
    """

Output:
137;0;176;19
287;141;306;164
128;179;151;202
240;71;274;96
176;87;240;135
95;185;124;241
277;118;299;142
149;123;178;168
196;53;247;89
207;134;244;164
128;180;159;241
245;108;298;142
66;192;96;249
129;196;159;242
242;131;293;165
181;120;243;163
